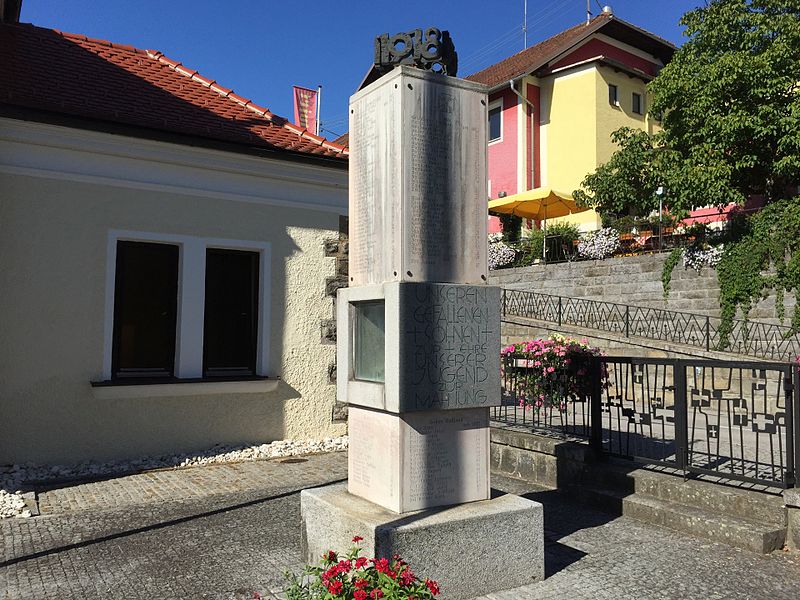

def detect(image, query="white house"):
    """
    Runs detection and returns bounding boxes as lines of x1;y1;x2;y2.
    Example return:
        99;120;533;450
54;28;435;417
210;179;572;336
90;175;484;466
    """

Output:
0;5;350;464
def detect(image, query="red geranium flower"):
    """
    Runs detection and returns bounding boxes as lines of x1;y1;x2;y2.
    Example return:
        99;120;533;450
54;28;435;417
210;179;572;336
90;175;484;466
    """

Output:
324;550;337;562
373;558;390;574
354;591;368;600
370;590;384;599
354;578;369;589
399;568;416;586
355;557;368;569
337;559;352;574
327;580;343;594
425;578;440;596
353;535;364;543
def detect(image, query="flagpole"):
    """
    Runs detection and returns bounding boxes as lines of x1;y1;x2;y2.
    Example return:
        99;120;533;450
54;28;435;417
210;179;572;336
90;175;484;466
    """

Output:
316;85;322;136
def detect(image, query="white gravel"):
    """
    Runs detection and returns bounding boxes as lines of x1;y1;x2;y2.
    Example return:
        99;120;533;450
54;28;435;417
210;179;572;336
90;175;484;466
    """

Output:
0;436;348;519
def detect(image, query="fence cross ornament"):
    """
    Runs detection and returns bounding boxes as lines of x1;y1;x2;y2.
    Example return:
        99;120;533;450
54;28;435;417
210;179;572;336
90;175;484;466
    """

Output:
374;27;458;76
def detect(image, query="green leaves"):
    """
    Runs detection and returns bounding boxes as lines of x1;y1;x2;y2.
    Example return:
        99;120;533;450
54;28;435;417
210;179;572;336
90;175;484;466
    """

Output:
651;0;800;206
578;0;800;217
573;128;664;216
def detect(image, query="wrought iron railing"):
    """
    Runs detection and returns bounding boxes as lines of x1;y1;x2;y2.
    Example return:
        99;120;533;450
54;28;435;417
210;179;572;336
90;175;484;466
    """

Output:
501;288;800;363
493;353;799;488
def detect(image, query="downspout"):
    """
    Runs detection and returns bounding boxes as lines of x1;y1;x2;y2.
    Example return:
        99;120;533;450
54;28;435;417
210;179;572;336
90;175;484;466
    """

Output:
509;78;536;111
509;78;543;255
509;78;537;194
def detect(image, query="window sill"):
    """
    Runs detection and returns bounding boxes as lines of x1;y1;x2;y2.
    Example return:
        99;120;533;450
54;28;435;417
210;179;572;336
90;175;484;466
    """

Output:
90;376;281;399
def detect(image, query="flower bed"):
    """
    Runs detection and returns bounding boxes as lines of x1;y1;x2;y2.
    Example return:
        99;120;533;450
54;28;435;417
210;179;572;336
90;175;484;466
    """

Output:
501;335;604;409
283;536;440;599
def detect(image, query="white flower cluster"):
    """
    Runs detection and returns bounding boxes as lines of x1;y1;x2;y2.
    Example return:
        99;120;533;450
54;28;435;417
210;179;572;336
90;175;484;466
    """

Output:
488;236;516;270
683;245;723;272
1;436;348;519
488;232;504;243
578;228;620;260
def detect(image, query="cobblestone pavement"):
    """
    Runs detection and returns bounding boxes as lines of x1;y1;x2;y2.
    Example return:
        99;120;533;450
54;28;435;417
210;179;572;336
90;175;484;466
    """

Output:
2;451;800;599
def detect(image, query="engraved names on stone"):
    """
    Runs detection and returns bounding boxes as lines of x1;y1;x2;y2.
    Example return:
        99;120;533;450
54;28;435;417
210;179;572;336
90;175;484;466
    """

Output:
402;409;488;510
404;83;485;282
347;67;487;287
348;405;489;513
399;283;500;411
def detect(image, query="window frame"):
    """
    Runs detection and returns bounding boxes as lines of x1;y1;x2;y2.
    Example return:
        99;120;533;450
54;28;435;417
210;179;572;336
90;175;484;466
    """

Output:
632;92;644;115
102;230;271;382
487;98;503;144
111;240;180;379
608;84;619;106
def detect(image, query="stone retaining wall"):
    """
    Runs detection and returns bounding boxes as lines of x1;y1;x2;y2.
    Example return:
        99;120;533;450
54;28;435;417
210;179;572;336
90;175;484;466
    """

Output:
489;253;792;323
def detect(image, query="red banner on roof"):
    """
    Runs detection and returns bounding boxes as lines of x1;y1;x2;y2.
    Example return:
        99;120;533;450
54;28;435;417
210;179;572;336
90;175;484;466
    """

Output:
293;86;318;135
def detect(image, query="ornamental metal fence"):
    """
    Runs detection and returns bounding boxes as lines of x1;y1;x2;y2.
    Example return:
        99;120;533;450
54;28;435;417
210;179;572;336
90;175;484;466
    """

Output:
501;288;800;363
493;353;799;489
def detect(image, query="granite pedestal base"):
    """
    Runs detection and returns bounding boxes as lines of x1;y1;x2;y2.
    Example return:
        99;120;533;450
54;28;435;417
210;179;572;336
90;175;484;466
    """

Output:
300;483;544;600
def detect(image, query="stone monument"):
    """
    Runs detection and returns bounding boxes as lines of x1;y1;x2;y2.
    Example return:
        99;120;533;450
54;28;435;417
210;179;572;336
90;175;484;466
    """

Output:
301;28;544;600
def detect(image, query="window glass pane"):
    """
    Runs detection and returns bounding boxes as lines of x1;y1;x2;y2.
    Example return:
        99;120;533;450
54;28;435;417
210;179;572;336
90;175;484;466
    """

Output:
608;84;618;105
488;106;501;141
353;301;385;383
203;249;259;377
112;241;179;378
632;93;642;114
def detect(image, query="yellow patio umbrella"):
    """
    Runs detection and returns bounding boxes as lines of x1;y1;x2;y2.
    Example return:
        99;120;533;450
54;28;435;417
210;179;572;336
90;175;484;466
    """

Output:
488;187;586;220
488;187;589;262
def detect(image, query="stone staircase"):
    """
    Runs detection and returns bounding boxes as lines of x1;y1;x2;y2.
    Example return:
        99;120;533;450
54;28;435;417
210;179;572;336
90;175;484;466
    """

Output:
490;426;788;554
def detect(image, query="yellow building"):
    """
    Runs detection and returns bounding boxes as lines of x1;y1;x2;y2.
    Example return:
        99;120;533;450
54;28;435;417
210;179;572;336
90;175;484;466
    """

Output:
468;10;674;232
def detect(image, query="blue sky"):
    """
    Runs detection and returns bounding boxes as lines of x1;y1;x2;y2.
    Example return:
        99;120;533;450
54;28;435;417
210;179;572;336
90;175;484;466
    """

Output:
20;1;700;140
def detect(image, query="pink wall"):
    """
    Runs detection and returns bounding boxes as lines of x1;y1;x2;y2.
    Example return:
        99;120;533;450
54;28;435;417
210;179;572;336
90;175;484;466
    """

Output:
551;38;659;75
487;88;519;235
487;85;543;235
526;83;540;190
487;88;518;199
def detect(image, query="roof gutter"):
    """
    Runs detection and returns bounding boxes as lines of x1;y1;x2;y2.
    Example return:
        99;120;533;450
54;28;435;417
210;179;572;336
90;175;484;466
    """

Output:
509;78;536;112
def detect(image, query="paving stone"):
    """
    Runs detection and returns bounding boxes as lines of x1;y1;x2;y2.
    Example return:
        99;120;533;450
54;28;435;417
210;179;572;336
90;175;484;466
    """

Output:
2;453;800;599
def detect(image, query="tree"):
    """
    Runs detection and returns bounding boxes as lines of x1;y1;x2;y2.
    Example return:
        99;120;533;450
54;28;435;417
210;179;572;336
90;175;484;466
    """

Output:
573;127;664;216
576;0;800;213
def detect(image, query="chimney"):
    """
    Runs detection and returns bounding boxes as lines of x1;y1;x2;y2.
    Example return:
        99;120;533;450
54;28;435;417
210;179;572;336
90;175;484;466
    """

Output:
1;0;22;23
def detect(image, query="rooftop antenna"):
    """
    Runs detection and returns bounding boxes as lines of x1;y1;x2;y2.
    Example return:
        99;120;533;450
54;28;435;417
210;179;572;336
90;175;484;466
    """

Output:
586;0;592;24
523;0;528;49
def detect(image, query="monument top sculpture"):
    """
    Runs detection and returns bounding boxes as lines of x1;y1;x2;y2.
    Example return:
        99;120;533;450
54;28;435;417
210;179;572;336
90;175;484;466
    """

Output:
373;27;458;77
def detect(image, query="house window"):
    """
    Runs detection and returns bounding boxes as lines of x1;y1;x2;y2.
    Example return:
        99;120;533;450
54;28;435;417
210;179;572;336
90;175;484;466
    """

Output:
112;241;179;378
632;92;643;115
104;231;271;382
488;100;502;142
608;84;618;106
203;248;260;377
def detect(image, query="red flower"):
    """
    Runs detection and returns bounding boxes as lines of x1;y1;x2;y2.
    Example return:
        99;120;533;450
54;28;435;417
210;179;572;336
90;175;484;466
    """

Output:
327;579;343;594
337;559;352;574
354;578;369;589
370;590;384;599
399;567;416;586
324;550;337;562
352;535;364;543
354;591;368;600
425;578;440;596
373;558;390;573
355;557;368;569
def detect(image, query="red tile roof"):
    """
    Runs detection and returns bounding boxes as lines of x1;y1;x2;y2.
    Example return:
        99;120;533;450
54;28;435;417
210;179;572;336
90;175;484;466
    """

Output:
0;22;348;160
467;15;611;88
333;132;349;149
467;13;674;90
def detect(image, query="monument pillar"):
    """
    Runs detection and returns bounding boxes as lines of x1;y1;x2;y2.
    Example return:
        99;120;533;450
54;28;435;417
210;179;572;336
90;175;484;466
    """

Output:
301;35;544;599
